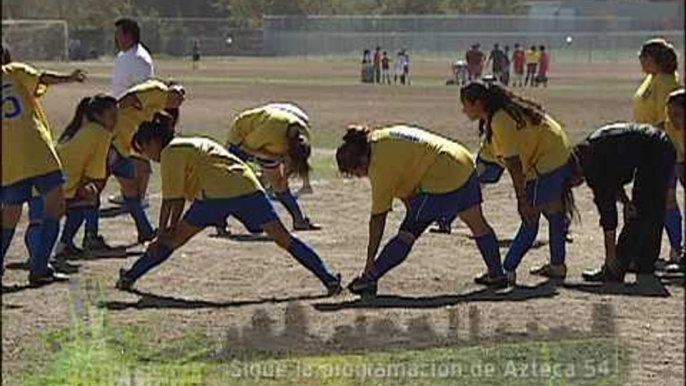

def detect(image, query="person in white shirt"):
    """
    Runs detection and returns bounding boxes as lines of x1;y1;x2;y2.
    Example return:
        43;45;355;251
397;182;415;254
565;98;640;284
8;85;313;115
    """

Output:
112;18;154;98
108;18;155;215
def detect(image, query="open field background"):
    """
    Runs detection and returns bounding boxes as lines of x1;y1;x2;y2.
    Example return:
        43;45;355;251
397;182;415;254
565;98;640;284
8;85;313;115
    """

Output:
2;57;684;386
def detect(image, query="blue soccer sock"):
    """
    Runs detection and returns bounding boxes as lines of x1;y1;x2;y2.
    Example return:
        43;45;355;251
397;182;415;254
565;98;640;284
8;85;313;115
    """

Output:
124;196;154;239
287;237;337;284
32;217;60;275
665;208;683;251
2;228;17;272
275;189;306;224
546;212;567;266
368;236;413;281
24;198;45;260
125;243;174;282
60;207;86;245
84;205;100;237
475;232;504;277
503;221;540;272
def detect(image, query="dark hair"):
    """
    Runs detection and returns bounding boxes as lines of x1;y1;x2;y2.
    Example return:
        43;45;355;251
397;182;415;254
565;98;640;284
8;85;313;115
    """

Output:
530;46;536;50
115;18;140;43
640;38;678;74
1;43;10;64
668;88;686;107
539;45;545;51
132;118;175;154
60;94;117;143
286;123;312;178
336;125;372;175
460;81;546;142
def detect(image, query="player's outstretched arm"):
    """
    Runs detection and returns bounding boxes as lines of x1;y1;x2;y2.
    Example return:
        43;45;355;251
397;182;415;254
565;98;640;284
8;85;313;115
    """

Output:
40;69;86;85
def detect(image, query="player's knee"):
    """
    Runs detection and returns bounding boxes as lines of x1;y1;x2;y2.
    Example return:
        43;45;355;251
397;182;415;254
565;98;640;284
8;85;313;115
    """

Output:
397;231;416;245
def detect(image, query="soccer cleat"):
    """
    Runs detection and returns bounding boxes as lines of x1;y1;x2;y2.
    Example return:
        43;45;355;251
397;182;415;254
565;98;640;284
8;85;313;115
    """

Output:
83;235;124;257
294;218;322;231
110;194;150;209
54;242;84;260
530;263;567;279
582;266;624;283
347;275;378;297
325;274;343;296
505;271;517;286
115;269;134;291
474;272;509;288
214;226;232;238
28;269;69;287
429;222;452;234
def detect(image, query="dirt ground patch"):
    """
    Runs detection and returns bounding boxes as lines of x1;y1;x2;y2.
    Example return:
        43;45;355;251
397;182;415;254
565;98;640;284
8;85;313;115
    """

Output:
2;58;684;386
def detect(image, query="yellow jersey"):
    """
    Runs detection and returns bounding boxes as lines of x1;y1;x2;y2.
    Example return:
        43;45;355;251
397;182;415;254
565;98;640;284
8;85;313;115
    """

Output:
665;119;684;164
112;79;169;156
57;121;113;199
490;110;571;181
633;73;680;125
160;137;263;201
368;126;475;215
525;51;540;65
1;62;62;186
227;106;310;157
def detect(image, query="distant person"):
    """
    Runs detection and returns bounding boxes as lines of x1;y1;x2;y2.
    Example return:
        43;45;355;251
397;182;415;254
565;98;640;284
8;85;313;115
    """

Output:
373;46;382;84
361;49;373;83
487;43;507;84
402;49;411;85
525;45;539;87
537;45;550;87
109;18;155;220
449;60;468;86
394;50;404;85
381;51;391;84
466;44;485;81
512;43;526;87
191;40;201;70
501;45;511;86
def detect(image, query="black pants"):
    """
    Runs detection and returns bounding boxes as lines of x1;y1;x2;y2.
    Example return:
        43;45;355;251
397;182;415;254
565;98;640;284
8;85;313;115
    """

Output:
616;140;676;273
525;64;537;86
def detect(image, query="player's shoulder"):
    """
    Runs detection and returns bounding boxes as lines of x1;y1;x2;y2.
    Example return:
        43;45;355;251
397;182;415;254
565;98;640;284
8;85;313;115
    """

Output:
134;44;154;64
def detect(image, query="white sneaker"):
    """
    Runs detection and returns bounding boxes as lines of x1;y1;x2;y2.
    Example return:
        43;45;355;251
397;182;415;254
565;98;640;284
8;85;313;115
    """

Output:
108;194;149;209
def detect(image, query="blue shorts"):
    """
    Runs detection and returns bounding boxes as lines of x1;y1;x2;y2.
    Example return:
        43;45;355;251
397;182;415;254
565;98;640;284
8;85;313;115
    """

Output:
227;144;281;169
476;157;505;184
400;173;482;237
0;171;65;205
183;191;279;230
107;148;136;180
526;162;572;207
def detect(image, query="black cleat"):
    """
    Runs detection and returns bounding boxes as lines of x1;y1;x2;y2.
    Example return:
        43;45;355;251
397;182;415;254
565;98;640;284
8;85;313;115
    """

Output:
325;274;343;296
347;275;378;297
115;269;135;291
474;272;509;288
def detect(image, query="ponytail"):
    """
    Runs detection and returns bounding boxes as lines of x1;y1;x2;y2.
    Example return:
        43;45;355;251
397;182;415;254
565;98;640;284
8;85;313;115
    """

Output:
286;123;312;179
460;81;546;142
60;94;117;143
336;125;372;175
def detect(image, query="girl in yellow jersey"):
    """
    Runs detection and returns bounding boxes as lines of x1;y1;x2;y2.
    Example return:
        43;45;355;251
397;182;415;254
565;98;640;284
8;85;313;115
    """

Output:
460;81;576;284
226;103;320;231
337;125;507;296
1;44;86;284
665;89;686;269
116;119;342;295
107;79;185;244
51;95;118;264
634;39;683;261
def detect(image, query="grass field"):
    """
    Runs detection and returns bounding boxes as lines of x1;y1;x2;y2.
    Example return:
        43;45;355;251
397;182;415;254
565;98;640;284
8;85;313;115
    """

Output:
2;57;684;386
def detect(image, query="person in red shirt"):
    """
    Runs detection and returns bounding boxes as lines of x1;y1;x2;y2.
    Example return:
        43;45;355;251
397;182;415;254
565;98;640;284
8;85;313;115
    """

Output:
512;43;526;87
466;43;485;81
537;45;550;87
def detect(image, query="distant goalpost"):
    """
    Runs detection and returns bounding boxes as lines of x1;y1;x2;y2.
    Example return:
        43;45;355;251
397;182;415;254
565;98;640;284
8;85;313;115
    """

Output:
1;19;69;61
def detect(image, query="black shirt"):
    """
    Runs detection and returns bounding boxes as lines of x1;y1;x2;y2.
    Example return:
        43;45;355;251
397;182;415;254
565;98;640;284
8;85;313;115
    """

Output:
578;124;667;230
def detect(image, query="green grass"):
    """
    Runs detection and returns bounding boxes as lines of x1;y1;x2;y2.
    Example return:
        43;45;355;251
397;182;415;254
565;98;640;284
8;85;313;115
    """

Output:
22;302;628;386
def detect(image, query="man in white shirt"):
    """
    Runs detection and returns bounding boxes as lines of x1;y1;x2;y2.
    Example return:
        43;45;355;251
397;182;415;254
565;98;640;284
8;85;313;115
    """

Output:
107;19;154;220
112;18;154;98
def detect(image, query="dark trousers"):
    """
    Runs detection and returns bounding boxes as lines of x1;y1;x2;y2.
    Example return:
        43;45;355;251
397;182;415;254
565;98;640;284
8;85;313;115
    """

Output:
616;141;676;273
525;64;537;86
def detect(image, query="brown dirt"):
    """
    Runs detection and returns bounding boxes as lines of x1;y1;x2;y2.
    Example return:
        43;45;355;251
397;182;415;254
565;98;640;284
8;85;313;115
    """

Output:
2;58;684;386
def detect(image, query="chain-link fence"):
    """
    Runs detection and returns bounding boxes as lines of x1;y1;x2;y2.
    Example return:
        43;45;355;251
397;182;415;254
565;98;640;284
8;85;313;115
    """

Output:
263;15;684;62
2;20;69;61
